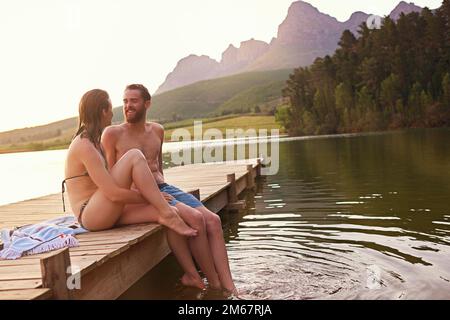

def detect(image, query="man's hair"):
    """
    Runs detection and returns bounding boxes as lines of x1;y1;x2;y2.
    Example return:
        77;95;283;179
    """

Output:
125;84;152;101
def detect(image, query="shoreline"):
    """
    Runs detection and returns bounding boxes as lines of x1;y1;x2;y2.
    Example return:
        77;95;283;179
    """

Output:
1;126;449;156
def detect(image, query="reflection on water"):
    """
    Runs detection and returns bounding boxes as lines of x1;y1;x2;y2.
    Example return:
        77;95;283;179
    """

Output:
121;128;450;300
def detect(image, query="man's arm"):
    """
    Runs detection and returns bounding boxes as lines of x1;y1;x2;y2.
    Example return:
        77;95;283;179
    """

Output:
156;123;165;177
155;124;174;201
101;126;119;170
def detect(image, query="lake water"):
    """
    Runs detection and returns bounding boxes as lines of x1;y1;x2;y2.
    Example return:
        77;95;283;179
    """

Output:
1;129;449;299
0;136;278;206
121;128;450;300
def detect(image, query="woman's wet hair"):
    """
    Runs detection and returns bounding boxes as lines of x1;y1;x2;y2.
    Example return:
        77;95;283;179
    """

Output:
74;89;110;148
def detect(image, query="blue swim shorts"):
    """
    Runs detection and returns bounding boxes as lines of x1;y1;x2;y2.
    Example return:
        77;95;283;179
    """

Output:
158;183;203;208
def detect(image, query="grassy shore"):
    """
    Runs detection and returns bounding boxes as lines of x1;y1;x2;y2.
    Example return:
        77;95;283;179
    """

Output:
0;115;284;154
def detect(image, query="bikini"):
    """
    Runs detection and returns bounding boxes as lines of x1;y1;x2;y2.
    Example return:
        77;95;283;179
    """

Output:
61;172;90;229
62;145;107;230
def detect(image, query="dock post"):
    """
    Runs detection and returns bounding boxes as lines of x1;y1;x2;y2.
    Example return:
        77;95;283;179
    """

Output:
246;164;255;190
256;159;262;177
226;173;245;212
40;247;72;300
227;173;238;203
189;188;200;200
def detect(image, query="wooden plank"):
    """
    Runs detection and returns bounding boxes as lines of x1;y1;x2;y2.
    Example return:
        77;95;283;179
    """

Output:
236;174;248;194
0;273;42;281
204;187;229;214
0;288;52;300
71;228;170;299
188;189;200;200
76;224;159;240
67;254;109;276
0;279;42;290
40;248;72;299
246;164;255;189
0;259;43;267
68;243;124;252
227;173;238;203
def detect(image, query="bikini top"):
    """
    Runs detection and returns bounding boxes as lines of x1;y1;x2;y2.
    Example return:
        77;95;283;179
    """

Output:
61;172;89;212
61;146;108;212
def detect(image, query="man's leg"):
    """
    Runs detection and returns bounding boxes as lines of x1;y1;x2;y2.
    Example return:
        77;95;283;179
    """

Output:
166;230;206;289
196;206;237;294
119;203;205;289
175;202;222;290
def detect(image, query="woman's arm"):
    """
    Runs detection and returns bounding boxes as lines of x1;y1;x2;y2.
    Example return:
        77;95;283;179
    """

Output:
77;140;146;204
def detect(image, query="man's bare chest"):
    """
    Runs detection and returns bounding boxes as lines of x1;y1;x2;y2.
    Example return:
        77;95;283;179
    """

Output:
116;132;161;162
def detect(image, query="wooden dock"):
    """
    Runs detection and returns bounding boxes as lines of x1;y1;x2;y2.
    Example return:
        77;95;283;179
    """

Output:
0;159;261;300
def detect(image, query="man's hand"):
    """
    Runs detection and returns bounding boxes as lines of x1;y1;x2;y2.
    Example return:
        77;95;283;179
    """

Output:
162;192;175;202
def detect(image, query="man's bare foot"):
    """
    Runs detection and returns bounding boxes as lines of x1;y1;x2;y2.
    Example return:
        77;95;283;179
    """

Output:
181;273;205;290
223;286;239;297
208;280;222;291
159;209;198;237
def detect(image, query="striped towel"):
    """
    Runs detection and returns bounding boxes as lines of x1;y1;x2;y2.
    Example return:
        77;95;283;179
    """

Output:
0;215;87;260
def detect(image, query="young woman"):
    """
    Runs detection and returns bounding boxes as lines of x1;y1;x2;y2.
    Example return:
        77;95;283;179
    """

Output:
62;89;197;237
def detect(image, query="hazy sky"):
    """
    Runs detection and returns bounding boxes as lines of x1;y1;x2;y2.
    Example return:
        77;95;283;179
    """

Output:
0;0;442;132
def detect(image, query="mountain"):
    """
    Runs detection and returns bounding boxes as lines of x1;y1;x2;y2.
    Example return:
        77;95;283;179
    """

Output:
389;1;423;20
155;39;270;94
0;69;292;148
245;1;346;71
156;1;425;93
343;11;371;35
220;39;270;75
151;69;292;120
155;55;221;95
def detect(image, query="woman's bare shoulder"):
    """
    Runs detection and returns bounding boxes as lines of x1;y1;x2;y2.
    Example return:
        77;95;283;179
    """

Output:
69;135;95;155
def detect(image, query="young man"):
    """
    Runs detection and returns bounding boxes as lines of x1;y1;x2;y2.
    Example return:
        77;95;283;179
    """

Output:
101;84;237;295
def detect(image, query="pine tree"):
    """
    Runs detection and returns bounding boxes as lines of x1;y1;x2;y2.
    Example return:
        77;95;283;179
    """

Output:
442;73;450;108
380;74;402;114
335;82;354;131
408;82;423;121
280;1;449;136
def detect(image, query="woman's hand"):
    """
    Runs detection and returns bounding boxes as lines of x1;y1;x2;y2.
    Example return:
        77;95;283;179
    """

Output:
161;192;175;202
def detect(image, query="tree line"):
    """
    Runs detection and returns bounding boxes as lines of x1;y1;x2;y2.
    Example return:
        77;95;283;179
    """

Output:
276;0;450;136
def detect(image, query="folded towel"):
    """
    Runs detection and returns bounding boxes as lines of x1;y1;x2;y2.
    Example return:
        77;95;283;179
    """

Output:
0;215;88;260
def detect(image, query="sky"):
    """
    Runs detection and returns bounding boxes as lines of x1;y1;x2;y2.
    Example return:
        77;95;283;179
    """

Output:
0;0;442;132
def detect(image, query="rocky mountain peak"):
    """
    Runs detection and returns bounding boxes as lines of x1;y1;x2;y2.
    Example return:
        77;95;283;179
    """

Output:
156;1;426;94
389;1;422;20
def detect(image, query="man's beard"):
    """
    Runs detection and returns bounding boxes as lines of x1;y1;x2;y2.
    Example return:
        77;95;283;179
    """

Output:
125;108;146;123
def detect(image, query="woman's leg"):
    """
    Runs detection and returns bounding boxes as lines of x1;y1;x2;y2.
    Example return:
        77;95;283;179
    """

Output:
80;149;196;237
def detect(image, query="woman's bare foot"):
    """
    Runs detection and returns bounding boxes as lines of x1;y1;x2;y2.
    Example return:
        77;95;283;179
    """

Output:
181;273;206;290
159;208;198;237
